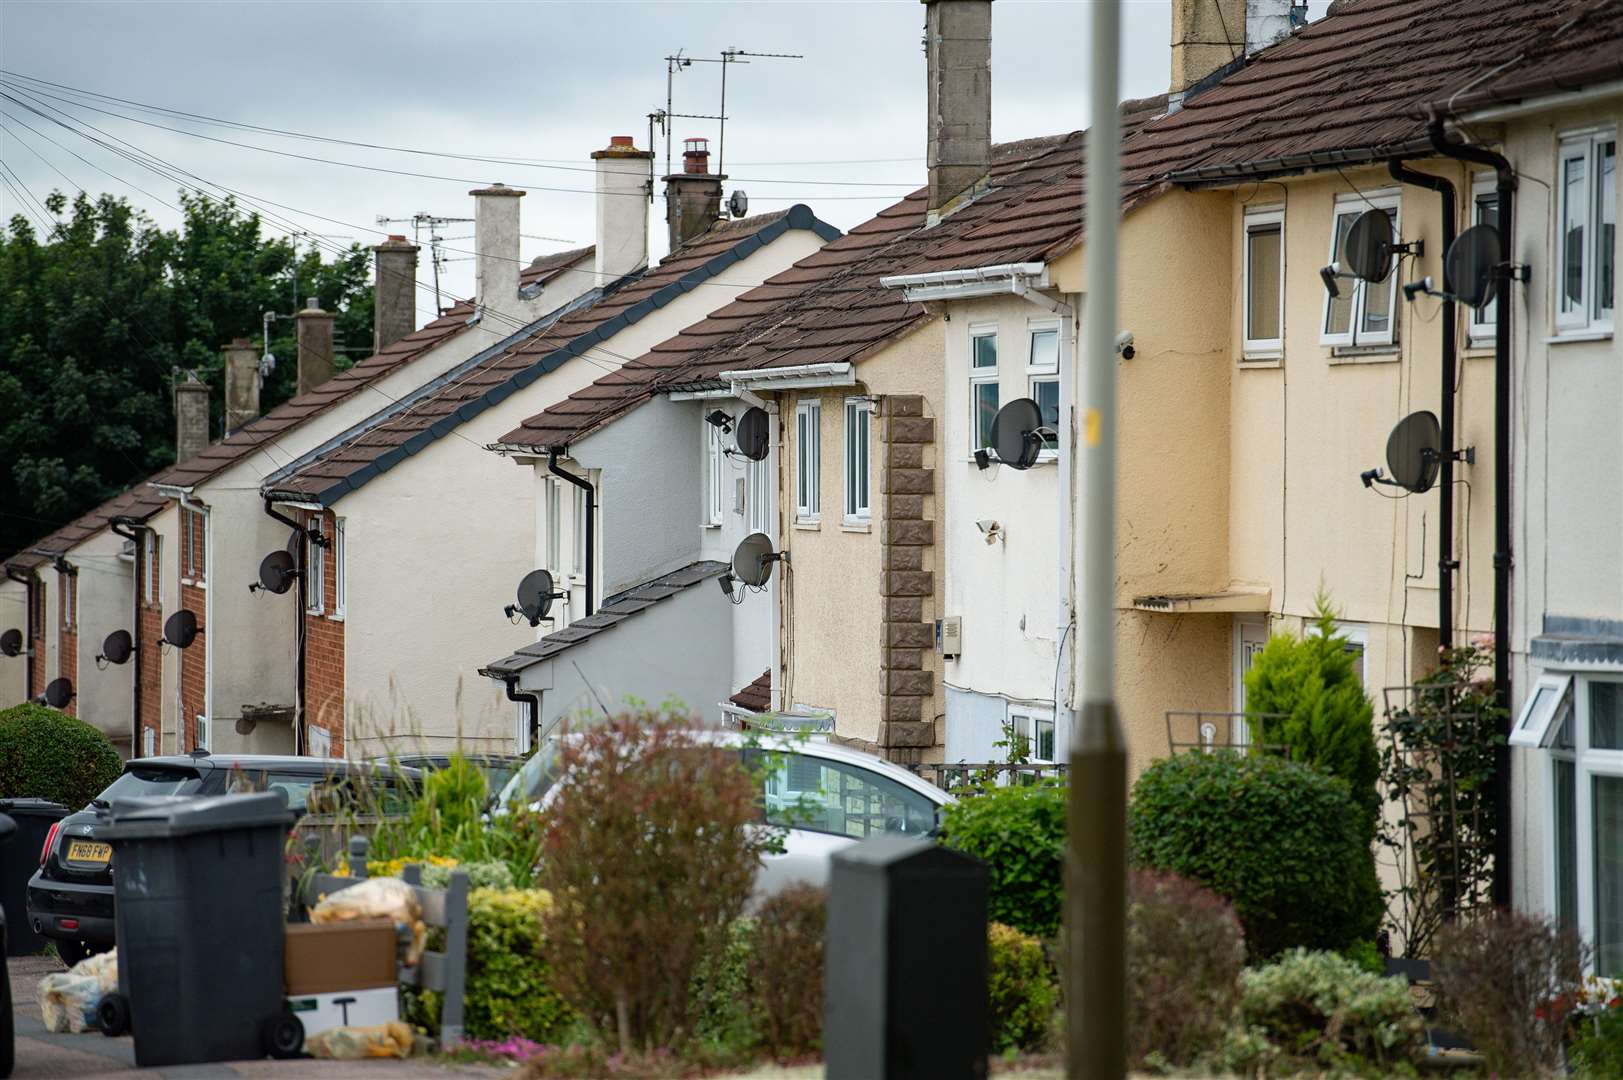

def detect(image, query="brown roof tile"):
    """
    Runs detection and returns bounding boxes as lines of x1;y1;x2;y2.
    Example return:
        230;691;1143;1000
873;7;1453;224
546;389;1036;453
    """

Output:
728;670;771;713
1441;0;1623;114
519;245;594;289
3;485;168;570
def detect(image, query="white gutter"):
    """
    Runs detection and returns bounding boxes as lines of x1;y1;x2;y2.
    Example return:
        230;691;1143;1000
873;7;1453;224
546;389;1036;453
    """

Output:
717;362;856;391
1458;78;1623;124
879;262;1050;299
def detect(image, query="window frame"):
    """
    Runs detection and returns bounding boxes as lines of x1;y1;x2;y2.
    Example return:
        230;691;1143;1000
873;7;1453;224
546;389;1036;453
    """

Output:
305;520;325;616
571;484;588;582
748;449;772;536
63;573;76;631
143;532;160;605
968;324;999;454
704;423;724;528
794;398;821;523
1569;677;1623;974
1243;205;1286;358
333;517;346;616
1026;320;1061;458
1469;174;1500;345
1555;129;1617;336
1510;673;1576;748
1320;190;1402;349
843;397;872;523
545;477;562;573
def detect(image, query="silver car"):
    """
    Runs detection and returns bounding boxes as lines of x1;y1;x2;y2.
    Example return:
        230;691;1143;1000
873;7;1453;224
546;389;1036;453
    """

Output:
495;729;954;894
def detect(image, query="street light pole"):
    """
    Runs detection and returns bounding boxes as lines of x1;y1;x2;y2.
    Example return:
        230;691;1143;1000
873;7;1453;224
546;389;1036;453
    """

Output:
1068;0;1126;1077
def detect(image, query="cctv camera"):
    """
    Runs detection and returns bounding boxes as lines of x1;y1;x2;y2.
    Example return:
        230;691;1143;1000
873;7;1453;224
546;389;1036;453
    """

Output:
975;519;996;534
973;449;991;471
1115;331;1135;360
705;410;734;433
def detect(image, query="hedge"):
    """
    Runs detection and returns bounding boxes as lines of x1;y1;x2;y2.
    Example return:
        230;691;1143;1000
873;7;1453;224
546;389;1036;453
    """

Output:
0;703;122;809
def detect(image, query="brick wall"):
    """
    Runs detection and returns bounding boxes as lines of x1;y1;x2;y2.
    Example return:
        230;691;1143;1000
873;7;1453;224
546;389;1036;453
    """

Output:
878;394;939;764
28;577;45;699
59;575;76;718
303;511;345;756
178;583;205;750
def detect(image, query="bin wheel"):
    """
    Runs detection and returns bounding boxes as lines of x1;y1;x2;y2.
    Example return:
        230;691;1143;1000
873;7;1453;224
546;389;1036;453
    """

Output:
263;1011;304;1059
96;993;129;1038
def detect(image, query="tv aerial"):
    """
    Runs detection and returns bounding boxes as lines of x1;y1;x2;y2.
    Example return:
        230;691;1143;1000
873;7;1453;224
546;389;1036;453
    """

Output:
96;629;133;668
160;610;199;650
721;532;787;600
1361;410;1470;495
1320;208;1421;298
42;678;73;710
975;398;1048;472
733;406;770;461
1402;223;1503;308
250;549;298;595
0;628;20;658
505;569;566;627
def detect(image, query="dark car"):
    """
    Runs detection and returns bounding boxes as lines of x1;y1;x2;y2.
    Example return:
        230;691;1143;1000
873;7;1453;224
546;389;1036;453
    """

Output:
385;753;525;800
25;752;420;966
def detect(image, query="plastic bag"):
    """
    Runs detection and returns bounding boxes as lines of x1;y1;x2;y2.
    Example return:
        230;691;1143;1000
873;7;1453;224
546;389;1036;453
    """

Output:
305;1020;414;1059
37;948;119;1033
310;876;425;965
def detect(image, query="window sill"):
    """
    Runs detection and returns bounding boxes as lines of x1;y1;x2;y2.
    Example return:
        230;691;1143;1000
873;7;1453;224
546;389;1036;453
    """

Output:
1238;357;1283;370
1546;329;1614;345
793;519;821;531
329;612;345;623
702;522;722;530
1328;348;1400;366
840;519;872;533
1242;347;1282;362
1463;344;1496;359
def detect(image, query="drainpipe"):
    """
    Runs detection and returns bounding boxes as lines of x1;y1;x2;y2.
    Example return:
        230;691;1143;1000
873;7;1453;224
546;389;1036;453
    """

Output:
1426;112;1516;908
264;498;315;755
501;676;541;754
1386;159;1458;651
110;516;148;751
4;564;35;701
547;448;595;618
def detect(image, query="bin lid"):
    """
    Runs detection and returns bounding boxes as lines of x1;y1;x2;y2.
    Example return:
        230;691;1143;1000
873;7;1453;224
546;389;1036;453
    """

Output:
97;789;294;840
830;834;983;876
0;798;69;818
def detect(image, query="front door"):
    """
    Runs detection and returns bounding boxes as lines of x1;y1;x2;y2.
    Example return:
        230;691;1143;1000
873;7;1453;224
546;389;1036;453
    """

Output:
1233;616;1269;746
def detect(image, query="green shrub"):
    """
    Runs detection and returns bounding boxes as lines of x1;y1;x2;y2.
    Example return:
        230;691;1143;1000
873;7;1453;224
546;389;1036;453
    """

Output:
1243;594;1380;842
1127;870;1245;1069
1221;949;1425;1077
458;888;574;1043
419;860;513;891
1129;751;1381;959
750;884;825;1057
690;916;757;1052
987;922;1056;1054
368;751;542;886
939;781;1065;937
1432;911;1587;1078
1571;1005;1623;1079
0;703;121;809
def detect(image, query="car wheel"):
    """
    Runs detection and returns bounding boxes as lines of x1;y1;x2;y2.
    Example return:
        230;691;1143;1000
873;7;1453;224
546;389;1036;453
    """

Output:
96;992;129;1038
0;952;14;1078
54;939;88;969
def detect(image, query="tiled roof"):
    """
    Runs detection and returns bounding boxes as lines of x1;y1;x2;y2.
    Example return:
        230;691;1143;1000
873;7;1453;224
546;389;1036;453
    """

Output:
520;245;594;290
2;485;168;571
1143;0;1610;184
497;103;1169;451
728;670;771;713
480;560;730;677
149;301;477;491
263;207;841;506
1441;0;1623;114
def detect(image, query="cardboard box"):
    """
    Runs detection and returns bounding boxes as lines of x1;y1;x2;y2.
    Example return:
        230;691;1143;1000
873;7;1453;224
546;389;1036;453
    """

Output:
284;919;397;995
286;986;400;1042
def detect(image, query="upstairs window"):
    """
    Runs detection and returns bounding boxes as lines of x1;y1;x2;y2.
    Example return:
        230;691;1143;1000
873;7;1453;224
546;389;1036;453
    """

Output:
572;485;588;578
62;574;76;631
31;579;44;638
748;447;772;535
844;398;871;522
1557;130;1616;335
1469;176;1500;344
795;399;821;523
1322;192;1401;349
545;478;562;574
143;533;161;605
305;520;324;616
1027;323;1060;455
333;518;346;616
1244;206;1285;357
705;424;724;528
969;327;998;453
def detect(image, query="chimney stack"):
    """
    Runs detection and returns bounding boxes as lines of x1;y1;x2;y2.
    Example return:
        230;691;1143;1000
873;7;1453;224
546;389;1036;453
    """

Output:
174;371;210;465
592;136;653;284
1245;0;1303;54
470;183;525;323
222;338;260;436
1170;0;1296;103
295;297;336;397
373;234;419;350
923;0;993;216
663;137;725;252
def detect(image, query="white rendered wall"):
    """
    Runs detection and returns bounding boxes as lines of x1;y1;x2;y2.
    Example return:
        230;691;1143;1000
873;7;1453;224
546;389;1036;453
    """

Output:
70;529;136;748
0;579;24;707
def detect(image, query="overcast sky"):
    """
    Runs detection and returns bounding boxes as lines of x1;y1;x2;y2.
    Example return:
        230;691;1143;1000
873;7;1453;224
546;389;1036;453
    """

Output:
0;1;1328;327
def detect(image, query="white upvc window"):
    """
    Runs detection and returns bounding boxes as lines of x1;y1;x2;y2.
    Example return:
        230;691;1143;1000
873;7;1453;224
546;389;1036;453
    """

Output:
1243;206;1285;357
1008;706;1057;765
545;477;562;573
307;723;331;758
705;424;724;527
305;520;324;616
795;399;821;522
1321;190;1401;348
333;517;346;616
1307;620;1368;688
572;485;588;579
143;532;160;604
748;451;771;536
843;397;871;522
968;325;998;453
141;725;155;758
1027;321;1060;456
1556;130;1616;335
195;713;210;752
1469;174;1500;345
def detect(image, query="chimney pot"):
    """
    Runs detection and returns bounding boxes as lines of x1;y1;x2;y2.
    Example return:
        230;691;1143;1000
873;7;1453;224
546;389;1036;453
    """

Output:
222;340;261;436
174;372;210;465
610;135;634;148
683;137;711;175
592;135;652;285
372;234;420;350
923;0;993;215
294;301;337;397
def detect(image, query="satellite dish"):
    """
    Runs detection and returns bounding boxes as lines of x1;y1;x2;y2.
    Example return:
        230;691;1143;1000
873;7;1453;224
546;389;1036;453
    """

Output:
734;406;770;462
732;532;784;589
728;190;749;218
257;550;297;594
0;629;19;658
990;397;1044;471
1385;411;1443;494
1342;209;1396;283
43;678;74;709
99;629;133;666
1446;224;1500;309
162;609;199;650
512;569;563;626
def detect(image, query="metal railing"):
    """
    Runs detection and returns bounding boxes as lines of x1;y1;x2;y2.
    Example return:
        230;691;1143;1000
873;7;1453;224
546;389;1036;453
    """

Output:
1164;710;1292;758
907;761;1070;792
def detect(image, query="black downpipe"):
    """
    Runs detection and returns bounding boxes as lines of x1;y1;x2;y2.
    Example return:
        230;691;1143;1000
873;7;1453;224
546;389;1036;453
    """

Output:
265;498;313;756
4;563;35;701
502;677;540;753
1387;159;1458;650
548;448;595;618
109;516;146;751
1427;113;1516;907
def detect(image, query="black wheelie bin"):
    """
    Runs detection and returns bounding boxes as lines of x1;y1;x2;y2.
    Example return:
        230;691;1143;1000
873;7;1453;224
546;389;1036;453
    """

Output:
0;799;67;955
94;790;303;1066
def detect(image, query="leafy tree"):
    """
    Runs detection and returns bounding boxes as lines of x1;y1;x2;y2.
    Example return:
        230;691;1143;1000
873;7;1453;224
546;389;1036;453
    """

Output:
0;190;372;556
1244;591;1380;840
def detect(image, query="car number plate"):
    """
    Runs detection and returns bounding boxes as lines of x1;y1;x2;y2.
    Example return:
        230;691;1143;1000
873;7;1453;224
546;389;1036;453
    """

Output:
66;840;111;864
